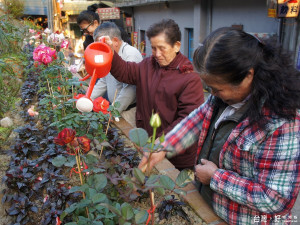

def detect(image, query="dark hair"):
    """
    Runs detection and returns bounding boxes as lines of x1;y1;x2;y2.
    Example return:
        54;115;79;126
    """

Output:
93;21;122;41
193;27;300;127
118;25;132;45
146;19;181;46
77;4;100;24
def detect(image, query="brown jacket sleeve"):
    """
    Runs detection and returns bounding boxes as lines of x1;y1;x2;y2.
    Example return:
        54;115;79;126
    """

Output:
110;51;141;85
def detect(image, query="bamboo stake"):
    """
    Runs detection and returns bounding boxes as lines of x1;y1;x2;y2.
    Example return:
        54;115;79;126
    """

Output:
99;89;118;159
46;79;52;96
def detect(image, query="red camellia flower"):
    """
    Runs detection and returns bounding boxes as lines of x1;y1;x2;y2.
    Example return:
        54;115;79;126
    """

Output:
54;128;76;146
93;96;109;114
77;136;91;153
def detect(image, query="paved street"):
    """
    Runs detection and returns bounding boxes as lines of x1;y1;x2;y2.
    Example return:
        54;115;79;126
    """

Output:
292;194;300;221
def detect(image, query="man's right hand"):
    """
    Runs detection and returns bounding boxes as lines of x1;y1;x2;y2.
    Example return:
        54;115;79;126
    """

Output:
138;151;167;173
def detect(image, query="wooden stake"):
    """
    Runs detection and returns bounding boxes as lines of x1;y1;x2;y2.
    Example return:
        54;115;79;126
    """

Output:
99;89;118;159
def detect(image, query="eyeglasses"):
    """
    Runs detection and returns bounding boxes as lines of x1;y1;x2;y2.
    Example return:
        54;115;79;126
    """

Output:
80;22;93;34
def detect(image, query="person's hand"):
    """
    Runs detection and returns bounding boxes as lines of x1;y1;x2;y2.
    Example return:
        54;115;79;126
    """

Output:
195;159;218;185
97;36;114;53
138;151;166;173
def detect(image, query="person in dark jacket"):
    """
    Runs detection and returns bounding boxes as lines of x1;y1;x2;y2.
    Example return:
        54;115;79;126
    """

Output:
102;19;205;170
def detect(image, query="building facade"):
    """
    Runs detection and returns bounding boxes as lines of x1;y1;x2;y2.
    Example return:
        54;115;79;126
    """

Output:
116;0;281;60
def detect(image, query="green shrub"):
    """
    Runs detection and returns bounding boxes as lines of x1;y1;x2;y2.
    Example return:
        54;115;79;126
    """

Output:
0;59;21;118
3;0;24;18
0;15;28;54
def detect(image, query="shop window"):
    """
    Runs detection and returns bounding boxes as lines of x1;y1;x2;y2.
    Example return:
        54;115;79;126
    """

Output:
185;28;194;62
69;22;81;39
139;30;146;57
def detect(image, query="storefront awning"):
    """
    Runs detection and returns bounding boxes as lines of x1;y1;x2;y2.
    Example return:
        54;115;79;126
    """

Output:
61;1;114;15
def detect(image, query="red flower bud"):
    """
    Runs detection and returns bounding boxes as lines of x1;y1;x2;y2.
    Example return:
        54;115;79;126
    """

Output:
56;217;62;225
77;136;91;153
73;93;85;99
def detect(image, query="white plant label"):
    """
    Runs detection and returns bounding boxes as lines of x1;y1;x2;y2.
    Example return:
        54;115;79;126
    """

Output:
94;55;104;63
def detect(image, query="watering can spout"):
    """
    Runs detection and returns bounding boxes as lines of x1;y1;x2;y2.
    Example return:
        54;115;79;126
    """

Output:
76;40;113;112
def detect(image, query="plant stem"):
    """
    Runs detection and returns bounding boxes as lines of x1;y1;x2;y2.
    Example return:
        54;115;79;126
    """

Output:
147;190;155;225
75;153;84;185
75;152;89;218
99;89;118;158
151;127;157;149
149;127;157;225
146;127;156;176
46;79;52;96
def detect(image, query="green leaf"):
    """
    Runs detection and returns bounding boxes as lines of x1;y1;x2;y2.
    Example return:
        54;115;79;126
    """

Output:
159;132;165;143
113;101;121;108
159;175;175;190
92;168;105;173
90;121;98;129
174;188;187;196
175;169;193;188
65;223;77;225
78;198;92;208
91;174;107;191
60;211;68;221
85;188;97;199
85;154;99;164
100;203;121;216
64;156;76;167
64;203;79;213
78;217;90;224
133;168;145;184
58;51;65;60
155;187;165;195
92;193;107;204
51;155;67;167
92;222;103;225
100;141;112;148
121;203;134;220
135;210;148;224
69;184;89;193
95;204;106;211
129;128;149;147
145;174;160;185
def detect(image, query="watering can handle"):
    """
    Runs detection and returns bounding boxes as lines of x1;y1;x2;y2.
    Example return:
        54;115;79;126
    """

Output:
79;73;92;81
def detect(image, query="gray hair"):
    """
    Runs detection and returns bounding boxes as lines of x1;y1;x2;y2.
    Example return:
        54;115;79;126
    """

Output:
93;22;122;41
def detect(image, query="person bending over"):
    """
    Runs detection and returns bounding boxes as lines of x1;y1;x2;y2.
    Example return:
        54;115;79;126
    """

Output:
139;27;300;224
92;22;143;127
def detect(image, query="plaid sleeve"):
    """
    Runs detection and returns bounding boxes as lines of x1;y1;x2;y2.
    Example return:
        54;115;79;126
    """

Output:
163;99;210;158
210;118;300;215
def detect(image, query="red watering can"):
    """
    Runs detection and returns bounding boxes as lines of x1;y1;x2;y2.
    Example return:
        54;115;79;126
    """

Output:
76;38;113;112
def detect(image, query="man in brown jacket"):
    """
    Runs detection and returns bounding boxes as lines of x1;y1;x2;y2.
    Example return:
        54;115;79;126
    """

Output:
103;19;204;170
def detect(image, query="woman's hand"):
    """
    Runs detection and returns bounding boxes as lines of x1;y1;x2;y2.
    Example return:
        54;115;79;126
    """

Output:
138;151;166;173
195;159;218;185
96;35;114;52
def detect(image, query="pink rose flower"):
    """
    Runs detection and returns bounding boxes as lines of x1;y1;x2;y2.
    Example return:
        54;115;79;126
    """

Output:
33;44;57;65
60;40;69;49
68;65;78;74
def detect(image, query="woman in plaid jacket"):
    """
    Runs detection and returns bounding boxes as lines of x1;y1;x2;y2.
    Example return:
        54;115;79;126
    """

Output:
139;27;300;224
